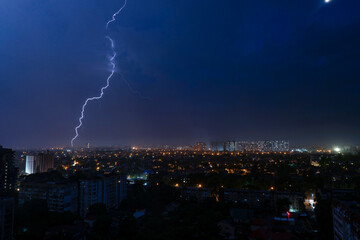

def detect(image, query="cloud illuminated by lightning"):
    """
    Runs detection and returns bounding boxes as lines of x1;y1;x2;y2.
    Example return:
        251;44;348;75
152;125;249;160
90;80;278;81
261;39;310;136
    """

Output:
71;0;127;147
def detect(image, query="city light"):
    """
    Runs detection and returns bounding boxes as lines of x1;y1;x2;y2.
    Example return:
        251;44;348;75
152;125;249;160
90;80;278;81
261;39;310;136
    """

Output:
334;147;341;153
3;143;360;239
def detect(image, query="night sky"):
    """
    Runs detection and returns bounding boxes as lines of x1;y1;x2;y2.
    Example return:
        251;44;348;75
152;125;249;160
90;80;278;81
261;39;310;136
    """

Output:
1;0;360;148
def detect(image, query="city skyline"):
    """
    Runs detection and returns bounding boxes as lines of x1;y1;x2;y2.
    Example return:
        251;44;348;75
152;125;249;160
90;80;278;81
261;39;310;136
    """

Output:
1;139;357;151
2;1;360;239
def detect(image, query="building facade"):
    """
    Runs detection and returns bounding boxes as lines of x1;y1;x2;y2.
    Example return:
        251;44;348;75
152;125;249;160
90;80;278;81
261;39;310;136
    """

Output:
333;200;360;240
19;172;77;213
79;174;127;217
0;146;17;195
0;197;14;240
25;156;36;175
25;152;54;174
79;177;103;217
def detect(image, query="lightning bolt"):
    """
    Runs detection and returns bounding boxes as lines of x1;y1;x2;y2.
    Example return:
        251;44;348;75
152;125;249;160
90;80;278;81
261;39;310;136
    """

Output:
71;0;127;147
106;0;128;30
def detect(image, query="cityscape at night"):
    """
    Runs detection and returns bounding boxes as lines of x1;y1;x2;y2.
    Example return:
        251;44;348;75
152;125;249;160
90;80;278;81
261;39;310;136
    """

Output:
1;0;360;239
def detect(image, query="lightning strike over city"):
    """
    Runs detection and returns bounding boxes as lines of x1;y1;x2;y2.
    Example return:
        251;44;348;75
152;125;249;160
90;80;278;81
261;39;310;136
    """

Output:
3;0;360;239
70;0;127;147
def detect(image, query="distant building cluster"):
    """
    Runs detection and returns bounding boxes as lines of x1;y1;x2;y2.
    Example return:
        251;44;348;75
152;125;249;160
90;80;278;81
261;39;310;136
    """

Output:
193;142;207;151
210;140;290;152
25;152;54;174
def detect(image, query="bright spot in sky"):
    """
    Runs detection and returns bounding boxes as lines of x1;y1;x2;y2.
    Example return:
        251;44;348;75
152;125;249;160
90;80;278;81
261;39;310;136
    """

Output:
325;0;331;3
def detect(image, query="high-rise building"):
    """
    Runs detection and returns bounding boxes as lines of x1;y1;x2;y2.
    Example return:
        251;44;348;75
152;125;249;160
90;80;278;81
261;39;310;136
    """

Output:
0;197;14;240
79;174;127;217
263;140;289;152
79;177;102;217
332;200;360;240
102;174;126;210
25;152;54;174
25;156;35;174
227;141;236;152
0;146;17;195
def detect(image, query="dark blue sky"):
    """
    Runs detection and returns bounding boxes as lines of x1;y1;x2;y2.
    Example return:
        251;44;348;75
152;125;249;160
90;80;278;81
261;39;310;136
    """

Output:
1;0;360;148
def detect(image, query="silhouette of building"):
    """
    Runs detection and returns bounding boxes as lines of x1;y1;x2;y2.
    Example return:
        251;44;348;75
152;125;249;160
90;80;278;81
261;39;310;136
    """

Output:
78;177;102;217
19;170;127;217
0;197;14;240
0;146;17;196
19;172;77;213
79;174;127;217
179;187;211;201
223;189;303;211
